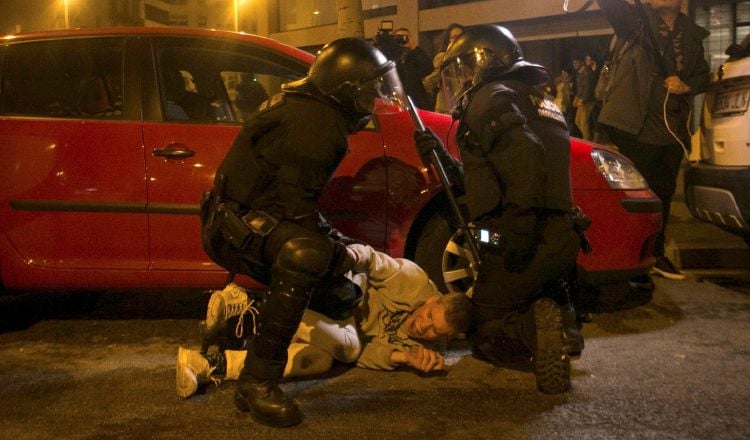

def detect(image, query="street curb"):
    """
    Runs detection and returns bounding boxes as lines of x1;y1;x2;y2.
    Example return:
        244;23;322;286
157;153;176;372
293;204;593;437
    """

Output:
676;247;750;270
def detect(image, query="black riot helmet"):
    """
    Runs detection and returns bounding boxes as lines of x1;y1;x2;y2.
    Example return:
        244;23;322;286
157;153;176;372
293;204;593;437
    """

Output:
440;24;549;112
308;37;408;118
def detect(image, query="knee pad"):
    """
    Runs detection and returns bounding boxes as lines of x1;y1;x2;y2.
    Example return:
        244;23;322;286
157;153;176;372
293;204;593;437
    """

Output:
275;236;334;283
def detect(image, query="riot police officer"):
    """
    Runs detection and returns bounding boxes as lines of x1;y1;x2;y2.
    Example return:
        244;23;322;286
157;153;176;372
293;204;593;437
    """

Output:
415;25;584;394
200;38;407;427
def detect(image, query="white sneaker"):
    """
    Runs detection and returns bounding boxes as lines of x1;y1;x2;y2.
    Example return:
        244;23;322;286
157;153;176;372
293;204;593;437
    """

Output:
651;256;686;281
205;283;249;331
176;347;212;398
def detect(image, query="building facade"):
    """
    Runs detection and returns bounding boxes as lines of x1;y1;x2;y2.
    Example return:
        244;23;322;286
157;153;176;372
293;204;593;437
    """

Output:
4;1;749;74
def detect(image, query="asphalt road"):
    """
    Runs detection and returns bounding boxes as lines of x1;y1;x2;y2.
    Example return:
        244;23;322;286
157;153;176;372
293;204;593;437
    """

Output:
1;273;749;440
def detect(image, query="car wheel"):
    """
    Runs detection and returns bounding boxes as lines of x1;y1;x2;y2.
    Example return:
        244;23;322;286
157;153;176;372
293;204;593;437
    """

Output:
414;213;479;296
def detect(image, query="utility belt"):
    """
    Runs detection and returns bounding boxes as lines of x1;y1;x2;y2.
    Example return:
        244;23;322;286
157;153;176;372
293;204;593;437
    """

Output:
200;174;280;256
217;205;279;254
471;207;592;253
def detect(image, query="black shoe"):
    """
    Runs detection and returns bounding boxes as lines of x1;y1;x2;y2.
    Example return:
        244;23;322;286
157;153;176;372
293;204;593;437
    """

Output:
651;256;686;281
235;376;303;427
629;273;655;290
531;298;571;394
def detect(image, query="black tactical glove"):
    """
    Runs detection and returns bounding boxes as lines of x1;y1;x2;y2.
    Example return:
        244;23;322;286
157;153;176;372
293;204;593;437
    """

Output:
413;128;465;193
329;241;355;277
414;128;444;168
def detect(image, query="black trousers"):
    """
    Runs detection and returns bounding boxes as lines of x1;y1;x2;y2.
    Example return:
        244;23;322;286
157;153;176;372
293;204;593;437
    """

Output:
470;214;580;342
607;129;685;257
202;207;341;379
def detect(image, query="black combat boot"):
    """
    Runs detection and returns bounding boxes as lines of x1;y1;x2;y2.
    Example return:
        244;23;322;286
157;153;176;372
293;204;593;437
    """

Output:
235;370;302;427
522;298;571;394
235;270;312;427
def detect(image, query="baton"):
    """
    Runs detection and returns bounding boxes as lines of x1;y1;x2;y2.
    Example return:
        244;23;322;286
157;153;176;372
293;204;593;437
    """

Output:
406;96;482;268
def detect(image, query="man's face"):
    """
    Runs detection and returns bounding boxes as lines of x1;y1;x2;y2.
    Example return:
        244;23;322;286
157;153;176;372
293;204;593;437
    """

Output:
403;296;453;342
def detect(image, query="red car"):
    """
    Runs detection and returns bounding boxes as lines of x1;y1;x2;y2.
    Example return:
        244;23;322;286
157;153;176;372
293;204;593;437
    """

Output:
0;27;660;294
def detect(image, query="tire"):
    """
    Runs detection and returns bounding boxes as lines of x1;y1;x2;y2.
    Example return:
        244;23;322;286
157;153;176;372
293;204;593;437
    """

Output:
414;213;478;296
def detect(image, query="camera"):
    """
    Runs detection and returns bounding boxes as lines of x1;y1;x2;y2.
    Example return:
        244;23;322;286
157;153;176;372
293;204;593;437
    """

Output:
373;20;408;61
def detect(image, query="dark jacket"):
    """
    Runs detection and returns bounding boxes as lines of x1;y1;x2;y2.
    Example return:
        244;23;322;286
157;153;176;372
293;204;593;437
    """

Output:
396;47;434;110
575;65;595;104
596;0;710;145
216;91;350;220
457;79;574;220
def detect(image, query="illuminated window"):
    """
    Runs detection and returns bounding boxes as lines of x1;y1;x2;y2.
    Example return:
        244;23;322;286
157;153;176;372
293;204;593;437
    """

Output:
277;0;401;31
278;0;336;31
696;1;750;71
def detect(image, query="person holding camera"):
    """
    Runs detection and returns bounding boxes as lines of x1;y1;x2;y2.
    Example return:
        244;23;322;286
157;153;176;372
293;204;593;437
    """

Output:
424;23;465;114
392;28;434;110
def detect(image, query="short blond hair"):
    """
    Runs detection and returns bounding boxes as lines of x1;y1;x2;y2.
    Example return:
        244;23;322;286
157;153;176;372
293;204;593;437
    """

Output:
438;292;471;335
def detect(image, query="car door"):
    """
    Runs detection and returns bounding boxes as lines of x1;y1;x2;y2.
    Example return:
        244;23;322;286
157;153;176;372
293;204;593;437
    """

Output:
318;122;389;249
142;35;390;273
0;36;148;272
141;36;300;272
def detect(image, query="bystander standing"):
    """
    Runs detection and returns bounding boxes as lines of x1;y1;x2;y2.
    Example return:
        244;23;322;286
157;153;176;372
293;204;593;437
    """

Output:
595;0;710;282
393;28;434;110
423;23;464;114
573;55;595;140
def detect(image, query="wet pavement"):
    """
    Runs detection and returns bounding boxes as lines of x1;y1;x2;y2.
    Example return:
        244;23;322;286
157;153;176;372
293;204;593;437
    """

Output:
1;272;749;440
2;170;749;439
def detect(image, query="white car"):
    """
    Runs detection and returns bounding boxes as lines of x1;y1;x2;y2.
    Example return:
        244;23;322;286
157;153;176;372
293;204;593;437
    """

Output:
686;34;750;245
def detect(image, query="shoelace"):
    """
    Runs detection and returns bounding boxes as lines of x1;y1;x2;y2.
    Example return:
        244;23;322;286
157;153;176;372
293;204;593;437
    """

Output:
208;368;222;387
224;301;248;318
235;299;260;339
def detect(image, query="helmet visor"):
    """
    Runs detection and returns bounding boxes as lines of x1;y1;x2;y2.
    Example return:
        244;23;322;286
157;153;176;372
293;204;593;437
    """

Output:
356;68;408;115
440;49;489;112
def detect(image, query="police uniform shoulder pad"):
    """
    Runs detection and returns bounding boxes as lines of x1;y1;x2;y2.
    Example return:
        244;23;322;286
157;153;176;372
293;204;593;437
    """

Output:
476;106;526;154
483;104;526;134
255;93;286;114
461;82;528;154
470;83;526;133
478;94;526;142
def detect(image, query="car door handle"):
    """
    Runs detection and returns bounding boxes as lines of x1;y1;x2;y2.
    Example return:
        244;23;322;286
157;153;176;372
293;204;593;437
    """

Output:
152;144;195;159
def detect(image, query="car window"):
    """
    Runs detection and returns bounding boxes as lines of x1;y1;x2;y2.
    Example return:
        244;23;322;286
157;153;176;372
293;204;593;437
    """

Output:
0;38;124;119
156;44;303;124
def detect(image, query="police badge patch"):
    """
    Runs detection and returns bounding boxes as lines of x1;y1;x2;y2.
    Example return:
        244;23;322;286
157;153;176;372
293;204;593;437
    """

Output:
529;95;567;126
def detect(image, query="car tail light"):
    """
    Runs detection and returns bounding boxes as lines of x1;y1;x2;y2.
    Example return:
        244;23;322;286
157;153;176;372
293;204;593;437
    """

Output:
590;149;648;189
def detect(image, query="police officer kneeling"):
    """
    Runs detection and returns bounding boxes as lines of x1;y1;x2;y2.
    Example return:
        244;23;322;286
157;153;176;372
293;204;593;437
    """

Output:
415;25;586;394
200;38;408;427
